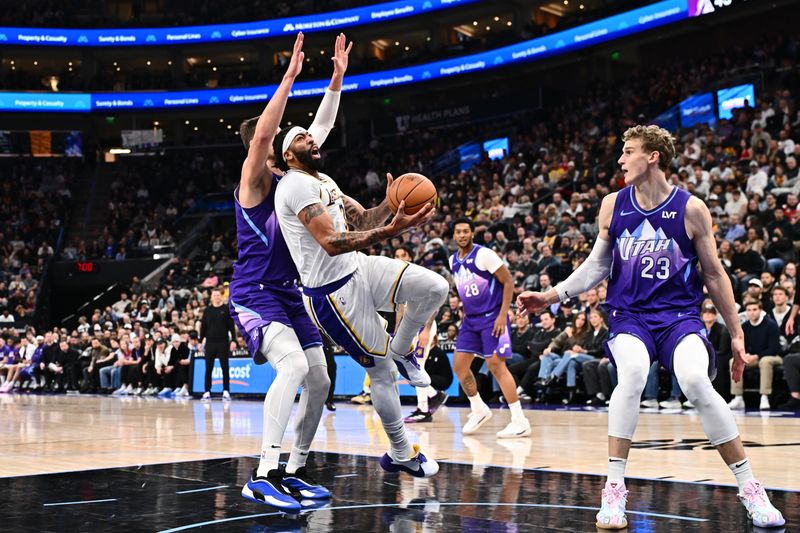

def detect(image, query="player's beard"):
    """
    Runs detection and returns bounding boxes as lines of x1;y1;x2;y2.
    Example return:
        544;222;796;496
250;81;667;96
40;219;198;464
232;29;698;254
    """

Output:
294;148;324;172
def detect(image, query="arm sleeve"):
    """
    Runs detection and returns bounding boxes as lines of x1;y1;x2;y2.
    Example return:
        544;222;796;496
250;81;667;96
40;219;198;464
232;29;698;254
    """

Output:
278;173;322;215
553;237;612;302
474;247;505;274
307;89;340;148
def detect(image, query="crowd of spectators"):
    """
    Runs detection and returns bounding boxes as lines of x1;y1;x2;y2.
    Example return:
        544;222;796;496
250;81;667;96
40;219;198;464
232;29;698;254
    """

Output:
3;28;800;410
0;281;247;396
0;158;79;327
62;150;240;261
1;1;650;93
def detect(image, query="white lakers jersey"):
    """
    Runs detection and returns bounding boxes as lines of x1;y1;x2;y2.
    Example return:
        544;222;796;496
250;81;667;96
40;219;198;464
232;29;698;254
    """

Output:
274;169;357;288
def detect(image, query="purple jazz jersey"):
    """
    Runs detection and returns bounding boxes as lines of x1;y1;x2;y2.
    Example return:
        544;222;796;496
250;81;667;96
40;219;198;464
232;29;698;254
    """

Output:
451;245;503;316
604;186;714;375
452;245;510;358
229;176;321;362
607;186;703;311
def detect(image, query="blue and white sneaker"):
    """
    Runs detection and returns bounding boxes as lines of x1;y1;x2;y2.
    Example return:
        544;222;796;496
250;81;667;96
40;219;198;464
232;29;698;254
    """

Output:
282;467;331;499
738;479;785;528
241;468;301;511
392;351;431;388
379;444;439;478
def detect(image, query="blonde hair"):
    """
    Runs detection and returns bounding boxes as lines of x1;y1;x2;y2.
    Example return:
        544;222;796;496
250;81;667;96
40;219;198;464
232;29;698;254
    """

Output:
622;125;676;171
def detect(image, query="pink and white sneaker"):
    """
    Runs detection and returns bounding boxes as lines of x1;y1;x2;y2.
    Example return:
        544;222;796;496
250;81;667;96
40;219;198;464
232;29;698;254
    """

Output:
596;480;628;530
738;479;785;528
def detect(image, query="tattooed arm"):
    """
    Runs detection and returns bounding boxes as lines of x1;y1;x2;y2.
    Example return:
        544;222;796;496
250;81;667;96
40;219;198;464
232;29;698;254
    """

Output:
342;195;392;231
298;200;434;256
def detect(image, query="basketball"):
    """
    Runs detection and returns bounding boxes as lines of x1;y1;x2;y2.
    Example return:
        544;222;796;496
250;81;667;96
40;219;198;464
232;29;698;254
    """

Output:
388;173;437;215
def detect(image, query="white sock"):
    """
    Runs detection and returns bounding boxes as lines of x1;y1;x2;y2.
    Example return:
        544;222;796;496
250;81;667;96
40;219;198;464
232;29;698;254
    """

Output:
257;445;282;478
608;457;627;482
417;387;429;412
468;393;487;412
508;400;525;422
728;458;755;490
286;448;309;475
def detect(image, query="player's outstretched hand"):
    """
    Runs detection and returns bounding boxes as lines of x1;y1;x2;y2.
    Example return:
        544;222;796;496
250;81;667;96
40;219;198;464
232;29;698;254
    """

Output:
730;336;746;383
388;201;435;235
285;33;305;80
331;33;353;76
516;291;548;317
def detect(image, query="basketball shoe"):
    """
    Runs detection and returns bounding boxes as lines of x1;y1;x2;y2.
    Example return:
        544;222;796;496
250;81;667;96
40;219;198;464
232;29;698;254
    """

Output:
462;405;492;435
596;480;628;529
738;479;785;528
379;444;439;478
392;350;431;387
241;467;301;511
496;417;531;439
282;467;331;499
404;409;433;423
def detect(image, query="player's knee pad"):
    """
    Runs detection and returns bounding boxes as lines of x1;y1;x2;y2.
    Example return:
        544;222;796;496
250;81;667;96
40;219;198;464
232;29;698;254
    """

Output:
303;345;327;369
261;323;308;376
609;337;649;415
400;264;448;303
428;274;449;305
303;364;330;398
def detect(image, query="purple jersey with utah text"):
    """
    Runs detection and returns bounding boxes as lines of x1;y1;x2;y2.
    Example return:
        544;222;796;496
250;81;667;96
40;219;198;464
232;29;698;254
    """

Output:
606;186;703;312
450;244;503;316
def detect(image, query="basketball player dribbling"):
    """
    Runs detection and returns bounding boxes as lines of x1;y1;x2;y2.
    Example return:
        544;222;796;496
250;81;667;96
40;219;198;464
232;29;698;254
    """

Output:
518;125;784;529
273;110;449;478
231;33;348;510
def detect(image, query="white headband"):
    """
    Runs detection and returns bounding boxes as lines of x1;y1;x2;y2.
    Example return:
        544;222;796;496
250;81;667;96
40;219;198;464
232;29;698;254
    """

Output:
281;126;308;158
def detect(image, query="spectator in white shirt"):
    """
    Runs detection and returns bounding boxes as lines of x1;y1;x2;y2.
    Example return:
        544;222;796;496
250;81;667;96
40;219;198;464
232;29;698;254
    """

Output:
746;161;768;197
778;130;795;156
725;188;748;218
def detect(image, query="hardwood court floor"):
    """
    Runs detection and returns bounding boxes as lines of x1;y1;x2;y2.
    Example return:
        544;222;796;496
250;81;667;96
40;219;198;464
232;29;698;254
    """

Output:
2;393;799;491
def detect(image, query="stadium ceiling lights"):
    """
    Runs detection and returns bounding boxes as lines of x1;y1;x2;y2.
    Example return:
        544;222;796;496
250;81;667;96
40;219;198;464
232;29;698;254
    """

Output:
0;1;697;112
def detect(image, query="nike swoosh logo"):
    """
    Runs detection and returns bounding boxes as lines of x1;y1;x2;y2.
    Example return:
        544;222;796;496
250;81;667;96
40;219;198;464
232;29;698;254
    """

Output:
735;460;747;468
620;210;636;216
609;459;624;463
678;313;686;317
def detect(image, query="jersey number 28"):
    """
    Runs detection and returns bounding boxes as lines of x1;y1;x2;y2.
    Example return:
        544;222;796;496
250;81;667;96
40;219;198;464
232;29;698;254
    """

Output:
463;283;480;297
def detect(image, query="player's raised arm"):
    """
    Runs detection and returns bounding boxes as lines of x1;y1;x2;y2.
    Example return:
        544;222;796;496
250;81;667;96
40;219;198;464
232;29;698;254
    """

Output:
516;192;617;316
307;33;352;146
685;196;747;382
239;33;304;205
341;173;394;230
298;200;433;256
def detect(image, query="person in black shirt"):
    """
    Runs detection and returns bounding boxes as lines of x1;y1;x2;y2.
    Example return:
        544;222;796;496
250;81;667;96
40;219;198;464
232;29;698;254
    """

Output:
508;310;561;400
200;288;237;401
58;339;81;391
509;314;534;362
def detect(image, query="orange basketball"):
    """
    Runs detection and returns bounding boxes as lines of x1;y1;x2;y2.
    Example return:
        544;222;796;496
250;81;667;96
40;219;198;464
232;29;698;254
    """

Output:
388;173;437;215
